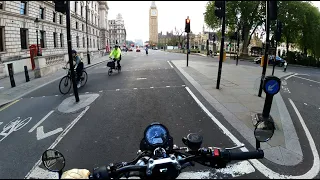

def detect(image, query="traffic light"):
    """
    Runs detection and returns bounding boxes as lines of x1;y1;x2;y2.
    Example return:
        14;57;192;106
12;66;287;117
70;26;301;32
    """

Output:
269;1;277;20
214;1;225;19
275;20;282;41
185;18;190;33
54;1;67;14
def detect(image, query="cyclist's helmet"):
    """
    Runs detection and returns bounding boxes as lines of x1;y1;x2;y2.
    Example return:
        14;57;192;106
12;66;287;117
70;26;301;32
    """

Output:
115;44;119;48
72;50;77;54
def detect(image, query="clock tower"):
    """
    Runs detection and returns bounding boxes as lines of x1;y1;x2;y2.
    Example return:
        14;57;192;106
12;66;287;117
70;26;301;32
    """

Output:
149;1;158;45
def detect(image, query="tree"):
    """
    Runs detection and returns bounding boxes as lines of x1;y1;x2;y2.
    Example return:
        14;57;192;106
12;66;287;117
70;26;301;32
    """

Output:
204;1;265;56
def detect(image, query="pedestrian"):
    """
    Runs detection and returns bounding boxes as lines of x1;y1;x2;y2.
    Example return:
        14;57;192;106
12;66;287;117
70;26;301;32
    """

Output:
283;61;288;72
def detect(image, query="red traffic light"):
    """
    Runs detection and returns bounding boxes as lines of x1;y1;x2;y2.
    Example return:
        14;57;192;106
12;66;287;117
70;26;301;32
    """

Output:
186;19;190;24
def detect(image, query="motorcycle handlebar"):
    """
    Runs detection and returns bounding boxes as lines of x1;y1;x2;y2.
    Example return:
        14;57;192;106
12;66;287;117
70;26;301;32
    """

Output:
90;149;264;179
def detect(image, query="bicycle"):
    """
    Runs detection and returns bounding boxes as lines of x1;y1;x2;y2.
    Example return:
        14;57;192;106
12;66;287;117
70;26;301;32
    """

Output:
59;65;88;94
107;57;121;76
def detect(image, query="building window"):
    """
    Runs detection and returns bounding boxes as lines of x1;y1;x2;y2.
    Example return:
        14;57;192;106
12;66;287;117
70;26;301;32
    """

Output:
53;11;56;22
60;33;64;47
39;7;45;19
53;32;57;48
76;36;79;48
76;21;78;29
59;15;63;24
95;3;96;11
0;1;4;10
91;13;93;24
82;24;84;31
90;38;92;48
83;36;85;47
0;27;4;52
93;39;95;48
20;28;28;49
97;39;99;49
40;30;45;48
80;5;83;17
20;1;27;15
95;16;97;25
74;1;77;13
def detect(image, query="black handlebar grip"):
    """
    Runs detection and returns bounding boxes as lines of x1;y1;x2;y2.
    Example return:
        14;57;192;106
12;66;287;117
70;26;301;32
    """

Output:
228;150;264;161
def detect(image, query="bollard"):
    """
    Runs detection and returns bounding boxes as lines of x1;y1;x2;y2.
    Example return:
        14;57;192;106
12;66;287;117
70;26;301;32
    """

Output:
24;66;30;82
7;63;16;87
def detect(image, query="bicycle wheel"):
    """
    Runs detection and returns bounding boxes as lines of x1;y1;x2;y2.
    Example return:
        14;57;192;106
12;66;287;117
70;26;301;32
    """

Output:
81;70;88;87
108;68;112;76
59;76;72;94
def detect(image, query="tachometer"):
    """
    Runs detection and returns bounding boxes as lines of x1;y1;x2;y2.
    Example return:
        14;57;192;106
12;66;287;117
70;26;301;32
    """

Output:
145;124;168;146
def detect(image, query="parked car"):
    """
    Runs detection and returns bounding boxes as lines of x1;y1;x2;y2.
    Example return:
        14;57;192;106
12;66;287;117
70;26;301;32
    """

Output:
254;56;285;67
121;47;128;52
136;48;140;52
128;48;133;51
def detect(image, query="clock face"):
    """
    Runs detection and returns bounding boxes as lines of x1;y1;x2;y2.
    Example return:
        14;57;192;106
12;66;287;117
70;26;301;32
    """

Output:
151;9;157;16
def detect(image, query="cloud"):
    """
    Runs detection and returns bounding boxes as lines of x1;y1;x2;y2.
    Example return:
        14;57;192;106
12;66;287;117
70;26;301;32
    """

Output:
107;1;208;42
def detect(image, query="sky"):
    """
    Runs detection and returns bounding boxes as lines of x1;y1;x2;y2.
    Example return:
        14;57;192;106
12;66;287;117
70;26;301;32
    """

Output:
108;1;320;43
108;1;208;42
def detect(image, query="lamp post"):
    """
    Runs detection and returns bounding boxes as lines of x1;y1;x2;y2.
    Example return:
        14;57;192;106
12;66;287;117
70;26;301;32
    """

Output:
34;18;41;56
86;1;91;64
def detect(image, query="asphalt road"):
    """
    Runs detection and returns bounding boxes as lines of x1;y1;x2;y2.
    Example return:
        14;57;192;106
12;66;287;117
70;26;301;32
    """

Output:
0;49;319;179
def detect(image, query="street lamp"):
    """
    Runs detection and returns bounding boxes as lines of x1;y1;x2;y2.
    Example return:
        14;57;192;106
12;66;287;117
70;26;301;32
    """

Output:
86;1;91;64
34;17;41;56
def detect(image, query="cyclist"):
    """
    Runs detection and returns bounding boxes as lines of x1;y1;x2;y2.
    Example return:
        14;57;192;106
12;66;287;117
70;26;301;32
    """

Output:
109;44;122;69
71;50;84;88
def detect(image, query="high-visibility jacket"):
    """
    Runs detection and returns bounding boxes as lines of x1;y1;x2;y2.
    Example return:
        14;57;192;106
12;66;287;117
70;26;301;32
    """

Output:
109;48;121;60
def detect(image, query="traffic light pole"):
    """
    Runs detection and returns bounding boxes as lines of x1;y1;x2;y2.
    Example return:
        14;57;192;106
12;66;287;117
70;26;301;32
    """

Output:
187;33;189;67
216;2;226;89
272;40;278;75
236;28;240;66
66;1;80;102
258;1;271;97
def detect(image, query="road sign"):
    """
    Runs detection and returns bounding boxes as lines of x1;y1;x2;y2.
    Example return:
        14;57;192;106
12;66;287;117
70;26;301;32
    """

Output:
263;76;281;95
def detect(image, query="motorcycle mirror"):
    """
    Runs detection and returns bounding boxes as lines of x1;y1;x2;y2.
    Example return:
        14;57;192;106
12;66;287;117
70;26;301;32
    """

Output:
254;120;275;142
182;133;203;151
42;149;65;174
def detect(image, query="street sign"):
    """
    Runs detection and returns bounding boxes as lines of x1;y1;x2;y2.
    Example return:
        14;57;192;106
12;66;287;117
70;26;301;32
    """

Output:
263;76;281;95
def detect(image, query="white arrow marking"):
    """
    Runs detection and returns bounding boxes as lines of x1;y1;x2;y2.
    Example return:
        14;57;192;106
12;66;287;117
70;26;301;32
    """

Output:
267;83;277;91
36;126;63;140
0;122;2;126
29;110;54;133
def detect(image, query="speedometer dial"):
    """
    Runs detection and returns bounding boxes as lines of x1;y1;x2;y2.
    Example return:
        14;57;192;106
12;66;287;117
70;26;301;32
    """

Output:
145;124;168;146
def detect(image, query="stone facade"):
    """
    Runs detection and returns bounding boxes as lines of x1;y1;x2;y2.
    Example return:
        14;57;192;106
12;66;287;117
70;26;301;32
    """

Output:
149;1;158;45
0;1;109;77
108;13;126;48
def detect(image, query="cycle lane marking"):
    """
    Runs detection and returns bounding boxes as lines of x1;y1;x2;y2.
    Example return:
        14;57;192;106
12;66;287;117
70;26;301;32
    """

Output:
28;110;54;133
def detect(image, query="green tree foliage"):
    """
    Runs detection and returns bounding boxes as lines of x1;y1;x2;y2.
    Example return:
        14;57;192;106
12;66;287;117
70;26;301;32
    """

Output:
205;1;320;64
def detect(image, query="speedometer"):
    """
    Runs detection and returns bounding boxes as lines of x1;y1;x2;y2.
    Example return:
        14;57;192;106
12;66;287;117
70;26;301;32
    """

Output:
145;124;168;146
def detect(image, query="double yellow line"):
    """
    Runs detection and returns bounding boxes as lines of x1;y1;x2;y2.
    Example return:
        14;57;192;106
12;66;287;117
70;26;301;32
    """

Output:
0;99;20;112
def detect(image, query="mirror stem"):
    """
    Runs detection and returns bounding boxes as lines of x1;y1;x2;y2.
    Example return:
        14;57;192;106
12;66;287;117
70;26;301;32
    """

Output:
58;170;63;179
256;139;261;150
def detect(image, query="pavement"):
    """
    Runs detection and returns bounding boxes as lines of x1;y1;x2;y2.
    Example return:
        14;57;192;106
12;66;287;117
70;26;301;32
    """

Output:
0;55;109;107
0;49;319;179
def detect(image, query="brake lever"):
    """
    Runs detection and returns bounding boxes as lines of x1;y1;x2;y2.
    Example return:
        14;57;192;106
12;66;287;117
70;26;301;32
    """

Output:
208;143;245;150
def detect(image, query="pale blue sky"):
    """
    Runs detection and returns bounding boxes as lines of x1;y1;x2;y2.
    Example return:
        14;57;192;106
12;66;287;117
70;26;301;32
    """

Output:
108;1;320;42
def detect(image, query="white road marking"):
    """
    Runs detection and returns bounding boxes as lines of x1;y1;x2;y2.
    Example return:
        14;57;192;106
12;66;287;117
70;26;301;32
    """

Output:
25;106;90;179
25;166;58;179
42;96;46;97
55;95;58;96
28;110;54;133
85;92;89;94
284;73;298;80
36;126;63;140
304;103;308;105
70;93;73;95
177;161;255;179
167;61;174;68
133;88;138;90
310;85;312;86
185;86;320;178
0;87;4;89
30;97;34;99
116;89;120;91
150;87;154;88
99;90;103;93
294;76;320;84
182;85;186;87
166;86;170;87
0;122;2;126
137;78;147;80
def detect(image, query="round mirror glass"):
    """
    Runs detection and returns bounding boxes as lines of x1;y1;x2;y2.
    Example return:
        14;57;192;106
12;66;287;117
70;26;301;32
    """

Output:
254;120;275;142
42;149;65;172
